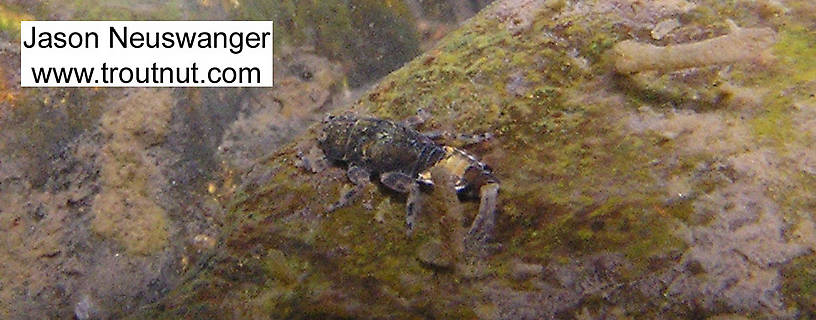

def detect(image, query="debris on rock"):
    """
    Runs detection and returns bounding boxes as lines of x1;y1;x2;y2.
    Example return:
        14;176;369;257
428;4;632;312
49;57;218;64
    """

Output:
612;21;776;73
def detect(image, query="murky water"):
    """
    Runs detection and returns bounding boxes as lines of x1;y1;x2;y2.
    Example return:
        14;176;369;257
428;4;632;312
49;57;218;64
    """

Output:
0;1;490;319
3;0;816;319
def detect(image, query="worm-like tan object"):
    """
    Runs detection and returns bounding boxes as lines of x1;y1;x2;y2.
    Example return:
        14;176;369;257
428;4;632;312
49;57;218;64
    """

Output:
612;23;777;73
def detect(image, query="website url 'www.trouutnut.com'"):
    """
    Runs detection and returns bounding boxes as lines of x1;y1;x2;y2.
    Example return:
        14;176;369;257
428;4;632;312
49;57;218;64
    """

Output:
30;62;261;85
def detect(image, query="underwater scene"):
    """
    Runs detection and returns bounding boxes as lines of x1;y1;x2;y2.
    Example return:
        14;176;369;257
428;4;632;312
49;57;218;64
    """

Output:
1;0;815;319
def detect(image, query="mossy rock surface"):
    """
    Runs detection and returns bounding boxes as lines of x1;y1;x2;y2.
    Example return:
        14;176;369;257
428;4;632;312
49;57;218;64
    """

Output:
137;0;816;318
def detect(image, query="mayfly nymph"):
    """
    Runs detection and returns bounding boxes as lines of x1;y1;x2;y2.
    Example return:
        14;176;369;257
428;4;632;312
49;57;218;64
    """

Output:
315;114;500;244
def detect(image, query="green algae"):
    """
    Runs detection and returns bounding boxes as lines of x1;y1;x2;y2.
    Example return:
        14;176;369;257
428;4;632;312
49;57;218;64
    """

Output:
0;4;30;39
775;28;816;88
136;0;816;318
351;2;688;283
749;101;798;145
783;254;816;317
767;36;814;129
62;0;184;20
742;28;816;147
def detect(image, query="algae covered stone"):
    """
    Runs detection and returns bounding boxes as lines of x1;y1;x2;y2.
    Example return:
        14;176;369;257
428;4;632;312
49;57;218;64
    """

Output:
136;0;816;318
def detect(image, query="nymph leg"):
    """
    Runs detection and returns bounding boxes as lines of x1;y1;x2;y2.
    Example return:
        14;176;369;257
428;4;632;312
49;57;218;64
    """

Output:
327;165;370;212
380;171;422;234
465;182;499;247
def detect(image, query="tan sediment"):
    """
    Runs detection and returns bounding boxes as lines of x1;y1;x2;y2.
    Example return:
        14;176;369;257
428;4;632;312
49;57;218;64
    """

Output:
612;22;777;73
91;89;173;255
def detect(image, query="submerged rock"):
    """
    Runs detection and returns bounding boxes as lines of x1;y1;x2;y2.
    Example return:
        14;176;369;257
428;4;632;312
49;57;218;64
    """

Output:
135;0;816;318
1;0;811;319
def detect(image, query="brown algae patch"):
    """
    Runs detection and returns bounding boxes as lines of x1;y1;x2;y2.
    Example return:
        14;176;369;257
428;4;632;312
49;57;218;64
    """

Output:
91;89;173;255
612;22;776;73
